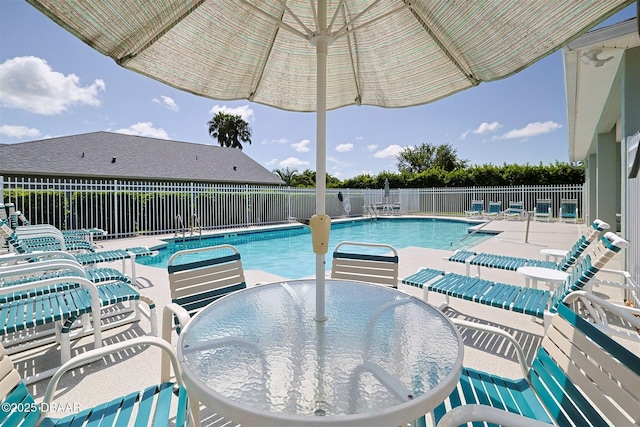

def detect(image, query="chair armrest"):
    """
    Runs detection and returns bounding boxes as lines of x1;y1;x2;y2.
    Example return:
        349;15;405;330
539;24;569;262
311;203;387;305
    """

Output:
450;318;529;377
563;291;640;329
591;269;638;290
40;336;185;419
437;404;552;427
161;303;191;382
0;251;77;265
162;303;191;339
0;259;88;280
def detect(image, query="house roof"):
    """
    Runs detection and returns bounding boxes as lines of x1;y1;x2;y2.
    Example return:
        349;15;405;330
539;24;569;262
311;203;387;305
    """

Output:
0;131;283;185
563;18;639;162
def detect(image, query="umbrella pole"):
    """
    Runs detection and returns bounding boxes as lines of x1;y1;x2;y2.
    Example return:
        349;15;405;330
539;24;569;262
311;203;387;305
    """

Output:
315;0;328;322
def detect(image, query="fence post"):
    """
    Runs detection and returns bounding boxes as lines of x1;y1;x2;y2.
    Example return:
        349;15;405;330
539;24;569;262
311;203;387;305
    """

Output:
288;186;292;219
114;179;119;238
245;184;250;227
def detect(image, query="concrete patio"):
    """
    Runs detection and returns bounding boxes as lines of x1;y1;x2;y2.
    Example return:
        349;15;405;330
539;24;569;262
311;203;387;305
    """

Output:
13;217;638;426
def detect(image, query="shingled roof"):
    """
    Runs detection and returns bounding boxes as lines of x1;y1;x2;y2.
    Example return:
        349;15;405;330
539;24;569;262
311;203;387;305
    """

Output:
0;131;283;185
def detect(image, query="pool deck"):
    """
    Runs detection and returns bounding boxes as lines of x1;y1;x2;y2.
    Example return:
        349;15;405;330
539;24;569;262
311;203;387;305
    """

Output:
15;216;639;425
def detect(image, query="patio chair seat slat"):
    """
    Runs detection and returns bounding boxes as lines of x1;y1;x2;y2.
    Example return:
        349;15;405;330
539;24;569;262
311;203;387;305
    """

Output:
0;383;41;426
97;282;140;306
150;382;178;426
448;251;475;263
401;268;444;288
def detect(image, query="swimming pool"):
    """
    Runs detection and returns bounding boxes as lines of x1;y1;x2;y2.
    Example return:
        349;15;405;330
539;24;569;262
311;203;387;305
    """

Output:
137;218;494;278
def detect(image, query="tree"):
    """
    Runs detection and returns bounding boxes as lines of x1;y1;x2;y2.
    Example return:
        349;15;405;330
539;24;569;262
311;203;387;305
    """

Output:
207;112;252;150
433;144;468;171
397;143;435;173
396;143;467;173
273;167;298;186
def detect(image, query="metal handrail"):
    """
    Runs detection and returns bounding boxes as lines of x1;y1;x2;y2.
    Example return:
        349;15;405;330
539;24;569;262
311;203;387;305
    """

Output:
364;204;378;219
174;214;186;240
191;213;202;239
460;209;531;242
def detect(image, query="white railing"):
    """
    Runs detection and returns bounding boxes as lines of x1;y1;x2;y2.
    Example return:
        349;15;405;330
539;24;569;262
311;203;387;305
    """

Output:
625;131;640;294
0;176;583;239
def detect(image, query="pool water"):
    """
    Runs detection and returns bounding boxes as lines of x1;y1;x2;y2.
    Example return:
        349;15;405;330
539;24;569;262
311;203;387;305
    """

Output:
137;218;493;279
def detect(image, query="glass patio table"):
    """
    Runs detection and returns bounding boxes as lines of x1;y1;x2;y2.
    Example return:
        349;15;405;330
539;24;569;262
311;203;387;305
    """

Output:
177;279;463;427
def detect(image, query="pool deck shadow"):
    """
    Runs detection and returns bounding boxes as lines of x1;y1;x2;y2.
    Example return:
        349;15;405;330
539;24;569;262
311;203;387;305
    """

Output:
15;216;638;425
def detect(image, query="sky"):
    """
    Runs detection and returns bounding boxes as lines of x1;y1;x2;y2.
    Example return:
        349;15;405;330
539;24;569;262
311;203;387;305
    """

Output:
0;2;637;180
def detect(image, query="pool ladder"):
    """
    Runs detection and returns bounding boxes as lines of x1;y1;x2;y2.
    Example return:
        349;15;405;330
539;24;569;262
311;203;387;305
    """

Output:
174;214;187;241
175;213;202;241
190;213;202;240
364;204;378;220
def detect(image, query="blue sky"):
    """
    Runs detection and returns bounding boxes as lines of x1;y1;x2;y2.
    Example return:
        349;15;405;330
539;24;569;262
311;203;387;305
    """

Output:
0;2;636;179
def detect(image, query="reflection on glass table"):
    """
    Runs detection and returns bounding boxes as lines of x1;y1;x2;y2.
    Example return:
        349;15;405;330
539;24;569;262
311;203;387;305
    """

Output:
178;279;463;427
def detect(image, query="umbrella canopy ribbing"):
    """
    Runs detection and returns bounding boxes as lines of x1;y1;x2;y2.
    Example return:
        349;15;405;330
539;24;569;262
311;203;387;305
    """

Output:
28;1;633;112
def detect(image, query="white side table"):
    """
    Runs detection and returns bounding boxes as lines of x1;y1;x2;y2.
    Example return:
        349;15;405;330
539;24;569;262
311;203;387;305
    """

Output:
539;248;568;263
517;266;569;292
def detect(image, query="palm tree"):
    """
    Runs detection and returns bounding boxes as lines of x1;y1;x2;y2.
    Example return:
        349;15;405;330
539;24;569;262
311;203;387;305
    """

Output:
273;167;298;186
207;112;252;150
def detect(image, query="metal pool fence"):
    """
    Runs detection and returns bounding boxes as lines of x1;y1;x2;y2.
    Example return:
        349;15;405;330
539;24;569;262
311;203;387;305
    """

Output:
1;177;583;239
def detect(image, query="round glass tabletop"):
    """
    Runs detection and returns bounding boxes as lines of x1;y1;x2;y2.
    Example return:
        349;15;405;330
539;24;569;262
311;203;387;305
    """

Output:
178;279;463;426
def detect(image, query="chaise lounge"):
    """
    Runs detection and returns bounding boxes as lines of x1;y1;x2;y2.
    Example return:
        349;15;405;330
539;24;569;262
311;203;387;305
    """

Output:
446;219;609;276
403;232;628;330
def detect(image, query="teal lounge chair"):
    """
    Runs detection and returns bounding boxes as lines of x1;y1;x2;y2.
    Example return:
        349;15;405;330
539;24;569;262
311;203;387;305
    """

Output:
483;201;501;219
464;200;484;218
0;259;157;383
447;219;609;276
533;198;551;222
0;275;102;384
2;203;99;252
560;198;579;223
0;219;155;285
0;337;192;427
503;201;524;220
403;232;628;330
9;204;107;240
431;301;639;427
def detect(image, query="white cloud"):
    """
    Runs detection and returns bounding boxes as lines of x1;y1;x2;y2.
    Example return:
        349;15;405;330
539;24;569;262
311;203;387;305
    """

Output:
374;144;404;159
0;125;40;139
365;144;378;151
460;121;502;140
499;121;562;140
335;143;353;152
153;95;179;112
114;122;170;139
0;56;105;115
209;104;254;122
279;157;310;168
292;139;311;152
474;121;502;134
265;158;278;166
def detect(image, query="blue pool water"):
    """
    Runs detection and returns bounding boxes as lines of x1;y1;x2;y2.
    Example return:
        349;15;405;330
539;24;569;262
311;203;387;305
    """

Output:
137;218;493;278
